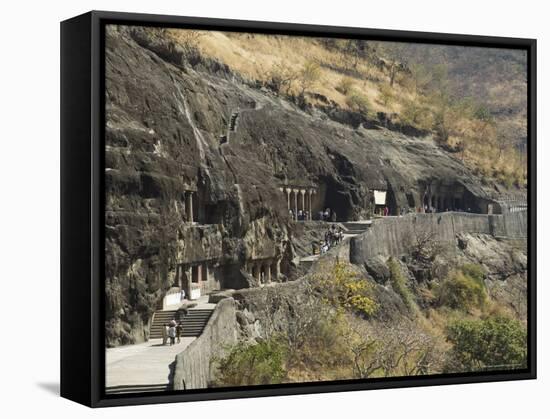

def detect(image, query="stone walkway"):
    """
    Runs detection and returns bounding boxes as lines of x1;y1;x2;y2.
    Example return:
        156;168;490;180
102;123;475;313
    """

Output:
106;296;216;391
106;337;195;389
299;221;370;266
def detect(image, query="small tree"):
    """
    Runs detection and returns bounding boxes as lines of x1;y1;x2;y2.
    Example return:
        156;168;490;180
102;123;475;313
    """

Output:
346;91;372;116
298;60;321;97
175;29;204;53
336;77;355;95
268;62;299;95
387;257;415;311
446;316;527;372
340;39;367;71
312;261;378;317
400;97;431;129
213;337;288;386
409;62;432;95
436;269;487;311
345;319;444;378
381;43;406;87
378;84;394;107
429;64;453;143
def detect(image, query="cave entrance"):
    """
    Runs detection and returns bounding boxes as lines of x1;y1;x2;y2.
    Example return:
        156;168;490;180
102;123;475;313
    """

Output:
320;177;353;221
386;187;398;216
204;201;226;225
427;182;484;213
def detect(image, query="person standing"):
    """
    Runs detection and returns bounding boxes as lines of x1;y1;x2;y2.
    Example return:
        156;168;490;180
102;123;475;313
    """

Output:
176;322;183;344
162;323;168;346
168;324;176;346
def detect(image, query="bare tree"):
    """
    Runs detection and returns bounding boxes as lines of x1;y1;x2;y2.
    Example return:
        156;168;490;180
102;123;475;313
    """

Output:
345;318;444;378
380;43;406;87
267;62;299;95
177;30;204;52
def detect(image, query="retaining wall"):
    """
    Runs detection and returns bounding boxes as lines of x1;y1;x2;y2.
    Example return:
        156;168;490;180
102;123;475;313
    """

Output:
350;211;527;264
173;298;238;390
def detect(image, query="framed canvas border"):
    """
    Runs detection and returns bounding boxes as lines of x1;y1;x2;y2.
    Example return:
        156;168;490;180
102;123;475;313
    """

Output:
60;10;537;408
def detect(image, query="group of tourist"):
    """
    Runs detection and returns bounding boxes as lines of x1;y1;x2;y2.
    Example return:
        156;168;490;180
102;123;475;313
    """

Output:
162;320;184;346
289;209;311;221
407;205;472;215
318;207;337;222
312;224;344;255
289;207;338;222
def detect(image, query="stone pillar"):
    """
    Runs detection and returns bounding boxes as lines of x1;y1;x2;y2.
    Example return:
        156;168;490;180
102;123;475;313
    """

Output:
202;263;208;282
293;189;299;221
308;190;313;220
186;192;194;223
285;188;291;211
196;264;202;285
254;262;261;282
300;189;306;215
185;266;192;297
274;258;281;280
264;262;271;283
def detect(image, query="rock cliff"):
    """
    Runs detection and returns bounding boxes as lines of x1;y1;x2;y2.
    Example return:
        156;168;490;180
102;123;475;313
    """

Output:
104;26;523;346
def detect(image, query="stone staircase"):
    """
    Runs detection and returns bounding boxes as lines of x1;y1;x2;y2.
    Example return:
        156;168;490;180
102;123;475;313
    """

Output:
150;308;214;339
149;310;177;339
229;111;239;131
105;383;170;395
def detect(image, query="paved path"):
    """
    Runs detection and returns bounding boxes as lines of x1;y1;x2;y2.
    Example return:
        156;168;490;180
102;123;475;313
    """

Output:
106;297;216;391
106;337;195;389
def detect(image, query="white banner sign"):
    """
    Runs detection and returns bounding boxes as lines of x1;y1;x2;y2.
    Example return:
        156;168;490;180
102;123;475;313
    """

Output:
374;190;387;206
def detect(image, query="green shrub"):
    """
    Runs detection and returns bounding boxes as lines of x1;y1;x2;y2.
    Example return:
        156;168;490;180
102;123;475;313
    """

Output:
446;316;527;372
336;77;355;95
460;263;485;284
313;262;378;316
378;83;394;107
387;257;415;311
213;337;288;386
346;91;371;116
436;265;487;311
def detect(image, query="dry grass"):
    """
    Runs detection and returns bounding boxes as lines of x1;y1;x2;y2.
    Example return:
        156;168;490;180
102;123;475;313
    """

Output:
167;29;413;113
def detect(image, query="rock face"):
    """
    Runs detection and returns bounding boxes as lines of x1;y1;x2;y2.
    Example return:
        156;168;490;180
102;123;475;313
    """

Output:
104;26;523;346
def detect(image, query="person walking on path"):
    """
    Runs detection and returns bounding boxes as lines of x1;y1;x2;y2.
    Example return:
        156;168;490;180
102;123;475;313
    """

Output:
162;323;168;346
168;324;176;346
176;322;183;343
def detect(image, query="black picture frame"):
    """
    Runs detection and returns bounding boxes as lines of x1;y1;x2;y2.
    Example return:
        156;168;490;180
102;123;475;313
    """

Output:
61;10;537;408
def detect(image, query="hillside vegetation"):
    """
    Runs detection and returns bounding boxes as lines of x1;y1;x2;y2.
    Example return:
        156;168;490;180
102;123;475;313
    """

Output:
167;29;527;189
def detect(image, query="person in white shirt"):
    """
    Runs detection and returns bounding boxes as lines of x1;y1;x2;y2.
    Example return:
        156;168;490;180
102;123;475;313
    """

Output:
168;325;176;346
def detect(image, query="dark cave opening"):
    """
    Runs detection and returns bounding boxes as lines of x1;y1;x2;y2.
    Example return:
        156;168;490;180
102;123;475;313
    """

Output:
320;177;353;221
